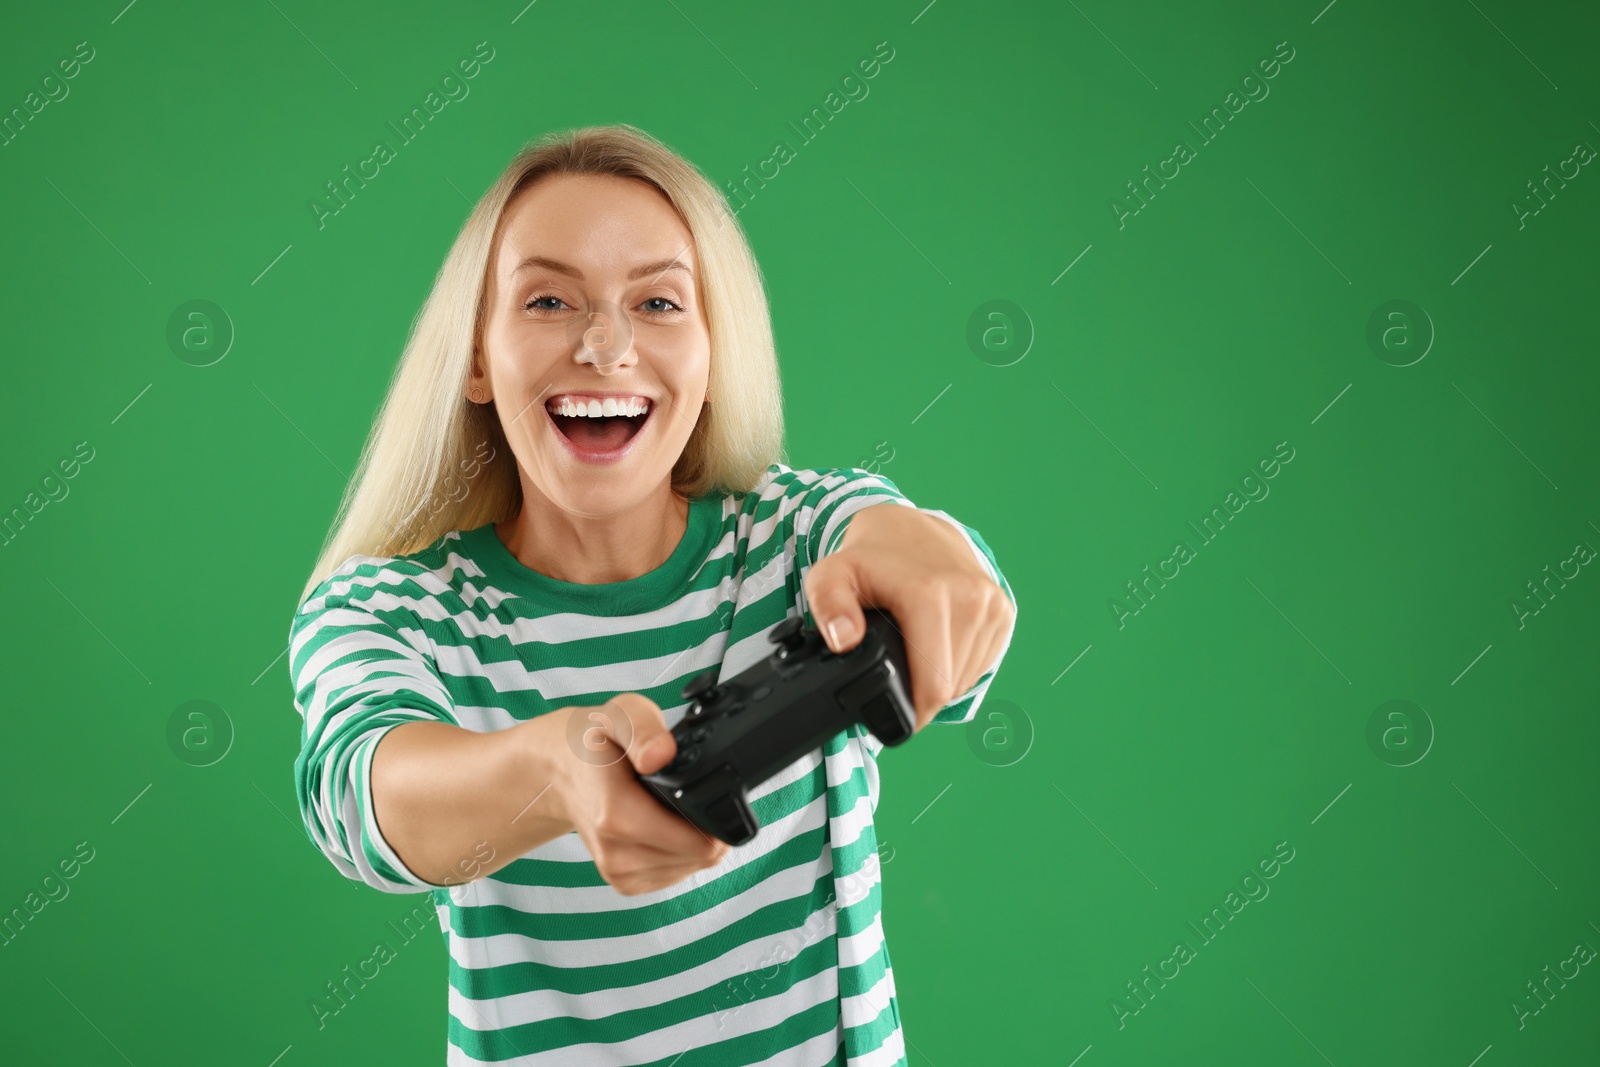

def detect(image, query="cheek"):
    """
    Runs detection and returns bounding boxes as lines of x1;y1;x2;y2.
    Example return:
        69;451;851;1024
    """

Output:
488;333;564;393
682;334;714;389
648;331;711;400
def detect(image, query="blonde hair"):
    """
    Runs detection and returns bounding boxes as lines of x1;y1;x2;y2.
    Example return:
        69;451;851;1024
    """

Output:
299;124;785;605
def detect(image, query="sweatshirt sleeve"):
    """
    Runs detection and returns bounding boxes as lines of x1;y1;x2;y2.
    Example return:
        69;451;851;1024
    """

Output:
783;465;1017;727
790;465;917;573
289;559;459;894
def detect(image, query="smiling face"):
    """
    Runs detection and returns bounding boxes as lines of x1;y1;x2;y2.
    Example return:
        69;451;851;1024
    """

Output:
470;172;711;518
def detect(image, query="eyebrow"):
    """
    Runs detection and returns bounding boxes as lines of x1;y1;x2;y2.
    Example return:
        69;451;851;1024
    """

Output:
510;255;693;282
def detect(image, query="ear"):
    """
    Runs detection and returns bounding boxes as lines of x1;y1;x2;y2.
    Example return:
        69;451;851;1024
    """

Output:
466;348;492;404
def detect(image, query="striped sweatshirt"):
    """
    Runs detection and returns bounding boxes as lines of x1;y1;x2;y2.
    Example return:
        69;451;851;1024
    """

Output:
289;464;1016;1066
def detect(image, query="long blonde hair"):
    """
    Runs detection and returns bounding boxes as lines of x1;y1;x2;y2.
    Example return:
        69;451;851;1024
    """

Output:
299;125;785;605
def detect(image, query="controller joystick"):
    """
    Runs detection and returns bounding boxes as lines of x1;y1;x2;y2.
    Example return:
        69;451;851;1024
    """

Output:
769;615;806;651
682;669;721;704
639;608;917;846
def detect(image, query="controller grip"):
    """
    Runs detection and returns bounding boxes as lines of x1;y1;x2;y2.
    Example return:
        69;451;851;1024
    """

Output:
851;611;916;746
642;762;760;847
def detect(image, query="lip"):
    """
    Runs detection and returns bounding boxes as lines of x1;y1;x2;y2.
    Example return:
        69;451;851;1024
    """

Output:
543;398;654;466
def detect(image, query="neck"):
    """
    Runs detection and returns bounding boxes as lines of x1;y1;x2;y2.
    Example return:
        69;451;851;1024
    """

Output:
495;482;690;584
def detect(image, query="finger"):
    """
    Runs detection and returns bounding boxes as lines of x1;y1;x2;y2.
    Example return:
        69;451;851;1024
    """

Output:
977;596;1016;685
606;835;724;881
962;614;1002;695
598;841;721;895
950;586;1005;699
600;830;728;895
609;764;732;861
971;593;1016;690
614;856;724;896
804;553;868;653
899;596;955;726
598;692;676;775
586;791;727;881
629;797;727;862
942;589;983;701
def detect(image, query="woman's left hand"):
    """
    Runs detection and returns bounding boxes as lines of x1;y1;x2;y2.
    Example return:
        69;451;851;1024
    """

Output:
803;503;1014;731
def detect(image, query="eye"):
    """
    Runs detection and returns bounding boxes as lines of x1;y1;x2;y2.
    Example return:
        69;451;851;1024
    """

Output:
639;296;684;315
522;293;569;313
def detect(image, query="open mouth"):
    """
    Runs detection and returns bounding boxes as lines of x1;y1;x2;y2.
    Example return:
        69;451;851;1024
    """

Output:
545;395;652;459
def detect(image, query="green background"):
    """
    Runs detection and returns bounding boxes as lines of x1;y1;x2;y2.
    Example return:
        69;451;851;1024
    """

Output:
2;0;1596;1063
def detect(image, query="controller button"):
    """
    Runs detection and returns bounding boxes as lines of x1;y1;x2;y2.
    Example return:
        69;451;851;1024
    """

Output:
749;685;771;701
769;616;806;650
682;669;721;703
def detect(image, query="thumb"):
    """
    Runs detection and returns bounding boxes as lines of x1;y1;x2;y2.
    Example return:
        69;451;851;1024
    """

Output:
598;692;676;775
805;553;868;654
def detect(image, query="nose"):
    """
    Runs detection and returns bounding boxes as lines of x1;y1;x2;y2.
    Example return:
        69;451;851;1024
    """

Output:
571;299;637;374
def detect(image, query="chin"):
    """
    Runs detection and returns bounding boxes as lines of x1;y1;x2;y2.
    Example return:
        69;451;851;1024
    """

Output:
533;464;678;517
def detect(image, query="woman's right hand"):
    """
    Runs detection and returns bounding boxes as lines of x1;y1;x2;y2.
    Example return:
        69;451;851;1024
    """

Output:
532;693;730;895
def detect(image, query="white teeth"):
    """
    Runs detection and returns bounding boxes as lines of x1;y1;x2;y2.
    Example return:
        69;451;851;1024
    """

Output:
552;396;650;417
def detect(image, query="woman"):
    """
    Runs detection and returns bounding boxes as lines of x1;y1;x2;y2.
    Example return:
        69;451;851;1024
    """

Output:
290;124;1017;1066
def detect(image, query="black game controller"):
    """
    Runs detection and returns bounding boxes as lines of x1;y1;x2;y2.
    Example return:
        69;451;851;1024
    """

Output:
638;608;918;846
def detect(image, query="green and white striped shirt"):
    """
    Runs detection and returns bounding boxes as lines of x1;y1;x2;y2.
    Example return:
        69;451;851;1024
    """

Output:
290;464;1015;1066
